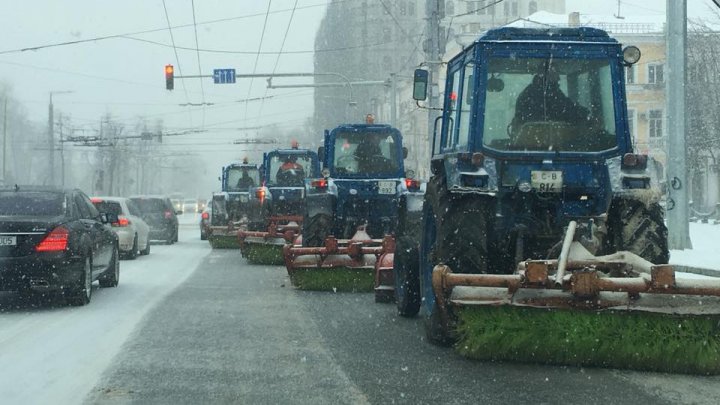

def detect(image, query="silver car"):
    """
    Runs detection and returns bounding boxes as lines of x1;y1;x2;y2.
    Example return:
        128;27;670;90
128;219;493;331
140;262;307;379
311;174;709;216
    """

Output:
91;196;151;259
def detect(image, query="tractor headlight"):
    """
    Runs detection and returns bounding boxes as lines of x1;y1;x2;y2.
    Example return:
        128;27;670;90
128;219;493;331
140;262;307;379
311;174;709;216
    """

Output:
518;181;532;193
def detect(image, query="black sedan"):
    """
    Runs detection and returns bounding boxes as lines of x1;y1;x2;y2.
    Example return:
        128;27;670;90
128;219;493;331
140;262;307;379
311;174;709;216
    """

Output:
0;186;120;306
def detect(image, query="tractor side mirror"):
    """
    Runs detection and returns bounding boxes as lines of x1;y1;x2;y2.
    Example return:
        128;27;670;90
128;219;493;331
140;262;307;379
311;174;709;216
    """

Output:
402;147;408;159
318;146;325;163
413;69;429;101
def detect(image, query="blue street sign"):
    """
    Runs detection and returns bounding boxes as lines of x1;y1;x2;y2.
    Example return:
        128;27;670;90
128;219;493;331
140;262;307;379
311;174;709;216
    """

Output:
213;69;236;84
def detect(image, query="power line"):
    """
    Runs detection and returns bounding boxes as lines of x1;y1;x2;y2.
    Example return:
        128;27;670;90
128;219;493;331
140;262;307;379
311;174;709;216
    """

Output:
190;0;206;124
256;0;299;123
245;0;274;121
0;0;352;56
161;0;193;126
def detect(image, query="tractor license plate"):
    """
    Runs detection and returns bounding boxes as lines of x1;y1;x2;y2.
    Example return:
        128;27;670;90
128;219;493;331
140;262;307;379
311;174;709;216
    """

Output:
0;236;17;246
531;171;563;193
378;181;396;195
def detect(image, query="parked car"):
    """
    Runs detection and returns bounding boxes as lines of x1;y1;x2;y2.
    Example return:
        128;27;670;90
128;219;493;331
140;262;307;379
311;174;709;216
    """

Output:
183;198;198;214
129;195;180;244
0;186;119;305
200;200;212;240
91;197;151;259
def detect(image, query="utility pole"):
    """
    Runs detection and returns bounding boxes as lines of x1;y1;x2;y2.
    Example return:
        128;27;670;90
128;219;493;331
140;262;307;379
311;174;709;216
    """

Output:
666;0;692;249
425;0;443;177
48;90;73;186
390;73;398;127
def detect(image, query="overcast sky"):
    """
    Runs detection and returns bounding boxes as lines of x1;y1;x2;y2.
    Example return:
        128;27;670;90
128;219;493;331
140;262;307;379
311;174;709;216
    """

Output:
0;0;717;167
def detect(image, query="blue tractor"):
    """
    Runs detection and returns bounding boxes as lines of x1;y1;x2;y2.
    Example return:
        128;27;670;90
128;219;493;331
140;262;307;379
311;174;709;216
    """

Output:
283;120;423;293
208;159;262;248
238;145;320;264
394;27;670;345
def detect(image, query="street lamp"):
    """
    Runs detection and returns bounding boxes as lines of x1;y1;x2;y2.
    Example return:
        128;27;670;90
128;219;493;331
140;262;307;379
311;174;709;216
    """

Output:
48;90;73;186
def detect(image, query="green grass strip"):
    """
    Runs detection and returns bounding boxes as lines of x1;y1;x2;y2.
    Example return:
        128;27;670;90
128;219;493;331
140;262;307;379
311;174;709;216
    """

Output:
290;267;374;292
455;306;720;375
244;244;285;266
208;236;240;249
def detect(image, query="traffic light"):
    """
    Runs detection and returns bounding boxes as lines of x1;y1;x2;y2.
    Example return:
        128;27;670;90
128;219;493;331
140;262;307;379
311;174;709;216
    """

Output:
165;64;174;90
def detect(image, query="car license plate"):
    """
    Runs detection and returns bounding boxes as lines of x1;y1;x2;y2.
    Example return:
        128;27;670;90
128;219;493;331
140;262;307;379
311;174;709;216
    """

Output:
378;181;396;195
0;236;17;246
531;171;563;193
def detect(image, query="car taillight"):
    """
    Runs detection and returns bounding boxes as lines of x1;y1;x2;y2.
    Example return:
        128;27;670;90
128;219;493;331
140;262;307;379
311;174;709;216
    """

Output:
311;179;328;189
201;212;209;220
164;210;173;219
405;178;420;190
113;216;131;227
35;226;69;252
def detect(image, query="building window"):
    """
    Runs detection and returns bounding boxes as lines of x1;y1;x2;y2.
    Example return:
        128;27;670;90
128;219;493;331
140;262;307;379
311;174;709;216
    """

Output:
504;1;510;16
648;110;663;138
383;55;393;70
511;0;518;16
409;0;416;16
625;65;635;84
529;1;538;14
399;1;406;15
383;26;392;42
627;109;636;138
648;64;664;84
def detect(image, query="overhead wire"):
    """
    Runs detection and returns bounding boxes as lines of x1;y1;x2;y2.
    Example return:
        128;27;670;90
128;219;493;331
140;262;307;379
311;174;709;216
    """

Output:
256;0;299;125
161;0;193;126
243;0;274;122
0;0;354;56
190;0;206;126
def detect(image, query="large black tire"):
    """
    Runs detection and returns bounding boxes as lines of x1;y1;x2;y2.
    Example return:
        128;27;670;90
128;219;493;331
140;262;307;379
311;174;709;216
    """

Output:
426;177;492;275
66;255;92;306
200;230;208;241
173;227;179;243
422;175;492;346
607;199;669;264
394;235;421;317
303;214;332;247
99;245;120;288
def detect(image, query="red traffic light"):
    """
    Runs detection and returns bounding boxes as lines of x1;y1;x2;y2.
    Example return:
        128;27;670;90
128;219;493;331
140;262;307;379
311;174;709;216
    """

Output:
165;64;174;90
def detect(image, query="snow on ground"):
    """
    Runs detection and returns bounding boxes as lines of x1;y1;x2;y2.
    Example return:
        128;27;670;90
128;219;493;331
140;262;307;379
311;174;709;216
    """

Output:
670;222;720;276
0;214;209;405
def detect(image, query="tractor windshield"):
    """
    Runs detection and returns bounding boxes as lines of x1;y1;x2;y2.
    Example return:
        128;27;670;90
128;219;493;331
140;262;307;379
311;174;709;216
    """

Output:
227;167;260;191
482;57;618;153
333;131;401;176
268;154;313;187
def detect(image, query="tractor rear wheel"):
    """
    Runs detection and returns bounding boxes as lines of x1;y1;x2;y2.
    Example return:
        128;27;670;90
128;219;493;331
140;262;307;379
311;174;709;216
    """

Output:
303;213;332;247
422;176;492;346
394;235;421;317
607;199;669;264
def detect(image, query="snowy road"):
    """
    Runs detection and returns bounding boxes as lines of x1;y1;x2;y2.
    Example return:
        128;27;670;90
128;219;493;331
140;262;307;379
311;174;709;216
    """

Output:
0;215;209;405
3;215;720;404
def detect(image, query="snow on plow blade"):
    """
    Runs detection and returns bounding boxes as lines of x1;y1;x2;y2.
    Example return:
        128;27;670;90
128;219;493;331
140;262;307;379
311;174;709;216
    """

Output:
208;225;242;249
434;242;720;374
283;231;395;293
238;217;302;265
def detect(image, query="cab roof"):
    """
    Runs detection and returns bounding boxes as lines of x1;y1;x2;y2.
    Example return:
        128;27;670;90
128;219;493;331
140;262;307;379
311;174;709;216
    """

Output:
479;27;616;44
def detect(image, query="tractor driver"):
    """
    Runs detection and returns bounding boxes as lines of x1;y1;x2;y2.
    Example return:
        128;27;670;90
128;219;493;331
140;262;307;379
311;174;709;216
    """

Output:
276;155;305;186
513;65;589;129
235;169;256;190
355;135;392;173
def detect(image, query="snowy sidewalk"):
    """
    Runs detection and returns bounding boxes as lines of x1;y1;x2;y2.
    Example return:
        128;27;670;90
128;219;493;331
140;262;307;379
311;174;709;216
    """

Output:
670;222;720;277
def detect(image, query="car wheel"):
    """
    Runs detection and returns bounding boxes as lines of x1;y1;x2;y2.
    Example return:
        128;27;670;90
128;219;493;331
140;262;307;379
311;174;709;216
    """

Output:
99;245;120;288
66;255;92;306
140;238;151;255
173;228;179;243
126;235;138;260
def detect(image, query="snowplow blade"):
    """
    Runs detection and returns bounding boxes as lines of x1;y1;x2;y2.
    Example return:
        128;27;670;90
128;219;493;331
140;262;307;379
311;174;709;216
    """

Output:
283;234;394;293
238;218;301;265
433;244;720;374
208;226;241;249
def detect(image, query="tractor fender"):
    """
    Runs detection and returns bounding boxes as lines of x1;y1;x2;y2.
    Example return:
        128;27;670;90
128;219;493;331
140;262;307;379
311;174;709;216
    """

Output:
305;193;335;218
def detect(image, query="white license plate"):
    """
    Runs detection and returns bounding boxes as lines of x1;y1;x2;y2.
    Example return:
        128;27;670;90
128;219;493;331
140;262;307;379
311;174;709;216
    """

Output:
378;181;396;195
0;236;17;246
531;171;563;193
239;195;249;203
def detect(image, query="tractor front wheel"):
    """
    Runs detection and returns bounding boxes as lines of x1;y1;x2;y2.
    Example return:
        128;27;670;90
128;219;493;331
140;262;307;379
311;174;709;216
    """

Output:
394;235;421;317
607;199;669;264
